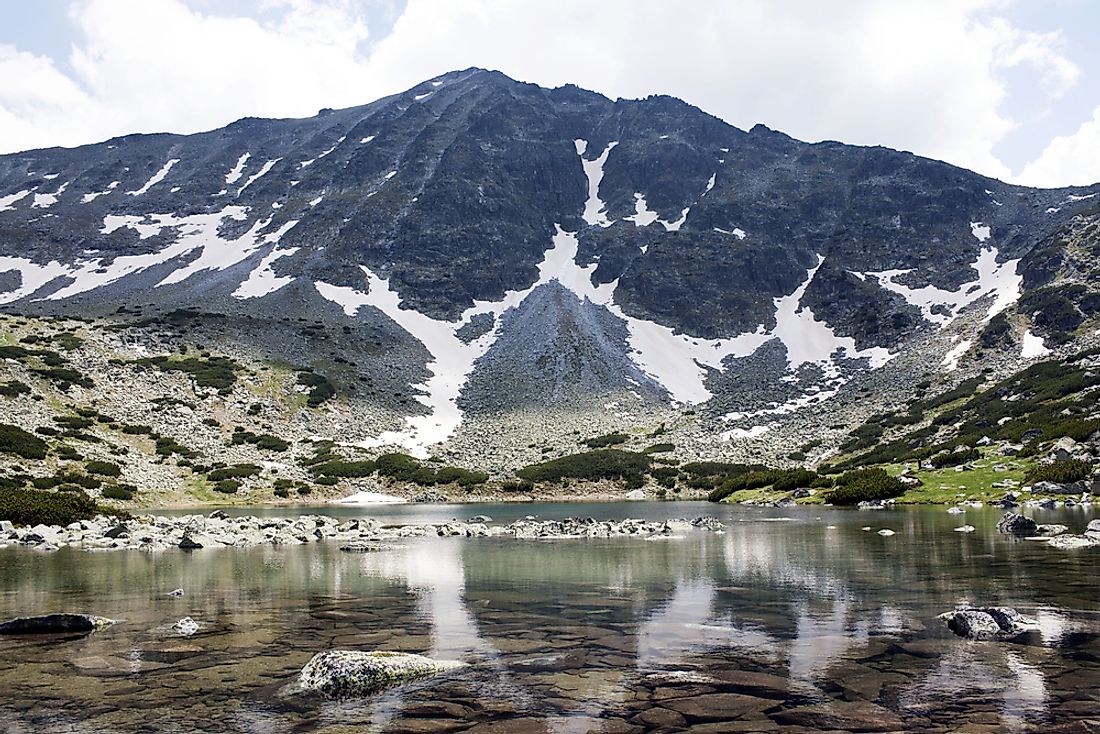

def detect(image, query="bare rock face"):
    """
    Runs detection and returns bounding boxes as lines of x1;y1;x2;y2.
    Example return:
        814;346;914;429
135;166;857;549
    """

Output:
938;607;1039;640
0;613;115;635
291;650;466;697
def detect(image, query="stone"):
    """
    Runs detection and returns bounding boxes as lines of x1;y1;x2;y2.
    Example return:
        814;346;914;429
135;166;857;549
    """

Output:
0;613;115;635
291;650;466;697
662;692;771;721
1035;524;1068;537
1034;480;1088;495
1087;519;1100;534
938;607;1039;640
469;515;493;523
103;523;129;539
1047;534;1098;549
996;512;1037;535
634;707;686;728
954;525;976;533
166;588;184;598
712;670;789;698
178;534;204;550
877;529;895;536
173;617;201;636
771;701;904;732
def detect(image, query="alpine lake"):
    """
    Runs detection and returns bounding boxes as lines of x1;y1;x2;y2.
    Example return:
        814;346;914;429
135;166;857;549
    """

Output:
1;501;1098;733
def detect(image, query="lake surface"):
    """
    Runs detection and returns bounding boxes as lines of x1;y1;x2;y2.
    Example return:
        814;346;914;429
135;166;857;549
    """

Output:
2;502;1099;733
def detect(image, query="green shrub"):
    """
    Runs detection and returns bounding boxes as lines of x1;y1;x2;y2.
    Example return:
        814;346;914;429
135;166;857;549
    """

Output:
435;466;489;487
155;435;195;458
585;432;629;449
121;424;153;435
296;485;313;495
273;487;290;498
517;449;651;484
643;443;675;454
0;424;48;459
298;370;337;407
501;480;534;493
1025;459;1094;485
214;479;241;494
100;485;135;501
135;355;240;393
825;468;907;506
311;459;377;478
207;464;261;481
708;467;821;502
929;447;981;468
85;460;122;477
231;429;289;452
0;487;99;526
32;366;93;390
0;381;31;398
315;476;339;485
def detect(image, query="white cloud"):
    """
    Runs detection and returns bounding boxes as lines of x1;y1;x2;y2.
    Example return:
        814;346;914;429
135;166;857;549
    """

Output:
1016;104;1100;187
0;0;1088;187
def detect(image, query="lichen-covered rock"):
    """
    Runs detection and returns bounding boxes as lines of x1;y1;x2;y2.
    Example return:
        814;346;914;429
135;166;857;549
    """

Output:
0;613;115;635
997;512;1037;535
939;607;1039;640
1047;534;1098;549
292;651;466;697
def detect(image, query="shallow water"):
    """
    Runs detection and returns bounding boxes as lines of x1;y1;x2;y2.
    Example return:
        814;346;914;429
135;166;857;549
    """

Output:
2;503;1099;733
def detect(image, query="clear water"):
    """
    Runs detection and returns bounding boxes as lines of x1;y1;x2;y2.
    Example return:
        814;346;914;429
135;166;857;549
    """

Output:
2;503;1099;733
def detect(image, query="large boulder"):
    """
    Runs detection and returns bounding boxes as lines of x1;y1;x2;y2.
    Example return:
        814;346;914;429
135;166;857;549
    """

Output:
1087;519;1100;535
1047;534;1098;549
939;607;1038;640
292;651;466;697
0;613;115;635
997;512;1037;535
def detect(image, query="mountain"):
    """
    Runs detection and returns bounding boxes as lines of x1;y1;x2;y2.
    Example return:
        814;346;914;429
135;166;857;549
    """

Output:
1;67;1099;471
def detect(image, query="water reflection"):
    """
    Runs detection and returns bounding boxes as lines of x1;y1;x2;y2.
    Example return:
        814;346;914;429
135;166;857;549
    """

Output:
0;505;1098;732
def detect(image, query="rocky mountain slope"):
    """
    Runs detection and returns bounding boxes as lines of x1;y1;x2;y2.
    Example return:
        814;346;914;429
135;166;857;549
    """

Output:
1;68;1099;476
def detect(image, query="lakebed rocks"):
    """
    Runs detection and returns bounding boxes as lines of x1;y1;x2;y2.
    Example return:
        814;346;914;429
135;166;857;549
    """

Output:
291;650;466;697
0;513;727;552
939;607;1040;641
0;613;115;635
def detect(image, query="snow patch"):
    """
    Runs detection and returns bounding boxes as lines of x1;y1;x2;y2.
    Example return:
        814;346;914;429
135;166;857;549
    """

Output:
233;241;301;300
703;173;716;194
0;189;32;211
941;339;972;372
32;181;68;208
237;158;281;196
225;153;250;185
970;222;991;242
576;139;618;227
721;425;770;440
0;258;77;304
335;491;407;505
867;247;1021;326
626;193;659;227
360;135;375;144
128;159;179;196
414;92;432;101
714;227;746;239
1020;330;1051;359
309;195;324;207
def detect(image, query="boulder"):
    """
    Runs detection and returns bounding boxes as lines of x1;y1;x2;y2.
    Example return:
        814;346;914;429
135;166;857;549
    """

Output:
939;607;1038;640
0;613;115;635
173;617;201;636
1047;534;1098;549
292;650;466;697
1034;524;1068;537
954;525;976;533
1087;519;1100;534
997;512;1037;535
166;588;184;598
1034;480;1087;495
104;523;129;539
468;515;493;523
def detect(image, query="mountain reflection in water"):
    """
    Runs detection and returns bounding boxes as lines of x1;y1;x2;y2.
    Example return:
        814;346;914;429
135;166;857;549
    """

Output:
0;503;1097;732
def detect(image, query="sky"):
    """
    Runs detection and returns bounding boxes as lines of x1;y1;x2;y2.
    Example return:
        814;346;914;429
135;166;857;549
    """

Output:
1;0;1098;188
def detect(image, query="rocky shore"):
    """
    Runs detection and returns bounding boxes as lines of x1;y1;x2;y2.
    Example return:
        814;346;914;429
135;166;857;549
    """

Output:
0;513;727;553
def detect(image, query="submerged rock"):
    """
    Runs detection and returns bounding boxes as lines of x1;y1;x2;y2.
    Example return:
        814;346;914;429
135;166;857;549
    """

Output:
0;613;115;635
292;650;466;697
1034;524;1068;537
1047;534;1099;549
997;512;1038;535
939;607;1039;640
173;617;201;636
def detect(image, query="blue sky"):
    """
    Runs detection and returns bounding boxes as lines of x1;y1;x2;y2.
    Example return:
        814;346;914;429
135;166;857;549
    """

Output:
0;0;1098;187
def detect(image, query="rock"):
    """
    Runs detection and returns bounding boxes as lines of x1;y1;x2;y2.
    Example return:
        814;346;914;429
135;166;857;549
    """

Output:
1034;480;1087;495
996;512;1037;535
877;529;895;536
469;515;493;523
340;543;386;553
977;435;992;446
178;533;209;549
208;510;229;520
1001;444;1022;456
412;490;446;503
1047;534;1098;549
1087;519;1100;534
662;692;771;721
166;588;184;598
0;520;13;534
954;525;976;533
291;650;466;697
947;506;965;514
0;613;115;635
624;489;645;500
690;516;724;531
772;701;904;732
939;607;1039;640
103;523;129;539
791;487;815;497
173;617;201;636
1035;524;1068;537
